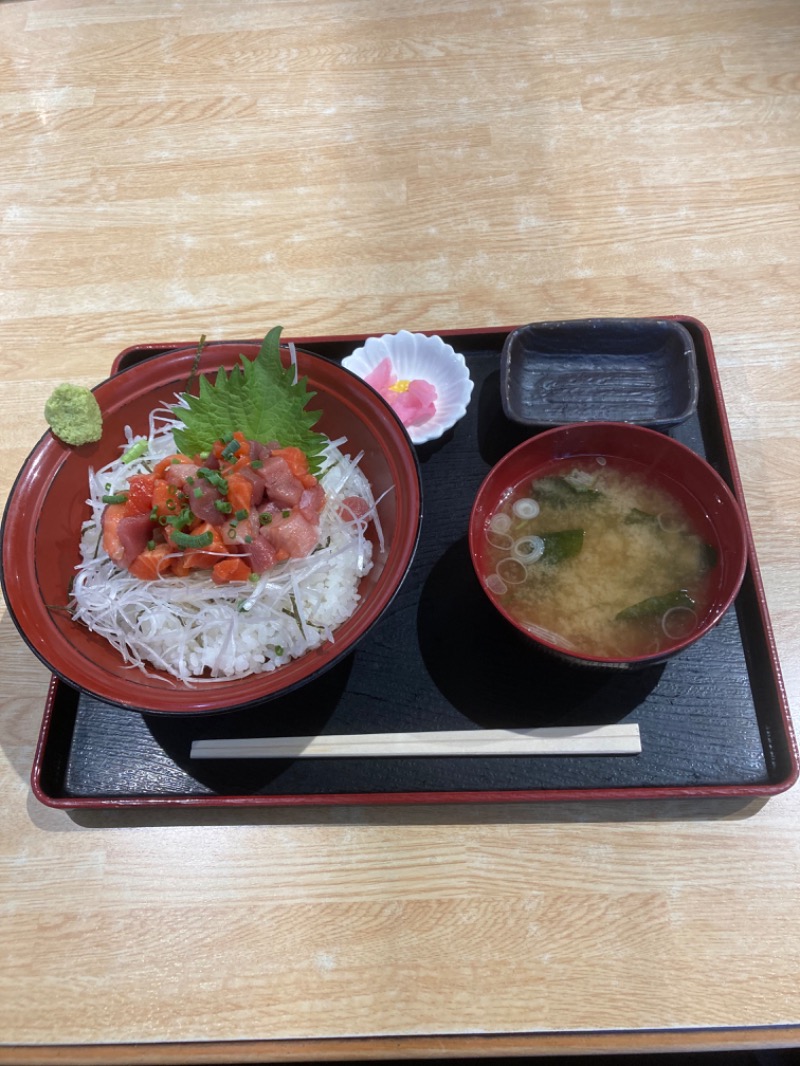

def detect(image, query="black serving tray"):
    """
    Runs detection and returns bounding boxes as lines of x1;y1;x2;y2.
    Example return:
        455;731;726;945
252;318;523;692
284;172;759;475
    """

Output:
32;320;798;808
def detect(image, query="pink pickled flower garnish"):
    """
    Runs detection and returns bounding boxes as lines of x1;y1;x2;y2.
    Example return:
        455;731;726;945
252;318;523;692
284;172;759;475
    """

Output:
363;356;394;393
364;356;438;428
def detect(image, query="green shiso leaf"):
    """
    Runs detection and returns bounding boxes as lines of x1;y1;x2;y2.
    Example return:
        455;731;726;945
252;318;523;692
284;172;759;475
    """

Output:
170;327;327;475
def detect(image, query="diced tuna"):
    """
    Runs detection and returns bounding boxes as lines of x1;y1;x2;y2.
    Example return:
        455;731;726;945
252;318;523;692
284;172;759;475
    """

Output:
248;440;276;462
164;462;201;489
220;514;256;548
236;465;265;507
298;484;326;522
188;479;226;526
116;514;155;567
265;510;319;559
340;495;370;521
102;505;155;567
247;532;279;573
258;455;303;507
257;501;282;522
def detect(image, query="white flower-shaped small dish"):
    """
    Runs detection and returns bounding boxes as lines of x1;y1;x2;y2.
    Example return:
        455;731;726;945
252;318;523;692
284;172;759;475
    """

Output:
342;330;474;445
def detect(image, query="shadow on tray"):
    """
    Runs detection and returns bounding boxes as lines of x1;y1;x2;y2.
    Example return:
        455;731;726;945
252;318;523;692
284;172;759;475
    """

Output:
417;536;665;730
141;656;352;793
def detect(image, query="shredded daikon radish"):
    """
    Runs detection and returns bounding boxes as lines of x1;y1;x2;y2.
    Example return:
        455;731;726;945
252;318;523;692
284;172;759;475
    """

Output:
70;413;381;683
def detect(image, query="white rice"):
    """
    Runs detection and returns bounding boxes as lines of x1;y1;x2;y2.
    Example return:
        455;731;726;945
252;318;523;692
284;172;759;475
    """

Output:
69;404;380;684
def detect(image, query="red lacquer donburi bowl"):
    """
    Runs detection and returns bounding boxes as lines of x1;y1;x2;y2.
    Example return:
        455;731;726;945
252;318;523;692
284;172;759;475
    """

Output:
0;343;422;714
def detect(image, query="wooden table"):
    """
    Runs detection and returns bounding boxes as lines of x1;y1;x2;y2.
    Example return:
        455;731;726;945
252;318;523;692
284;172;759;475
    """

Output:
2;0;799;1061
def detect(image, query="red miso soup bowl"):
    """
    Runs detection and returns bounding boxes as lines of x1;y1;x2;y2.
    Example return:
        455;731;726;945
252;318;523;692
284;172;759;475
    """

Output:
468;422;747;669
0;342;422;714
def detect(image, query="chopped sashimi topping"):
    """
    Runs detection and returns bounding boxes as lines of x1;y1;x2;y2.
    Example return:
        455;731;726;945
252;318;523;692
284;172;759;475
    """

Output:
99;430;328;584
71;412;380;682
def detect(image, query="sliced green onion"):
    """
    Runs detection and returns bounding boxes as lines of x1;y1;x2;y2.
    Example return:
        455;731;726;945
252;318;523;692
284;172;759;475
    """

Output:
214;500;232;514
512;535;545;564
197;468;228;493
171;530;214;549
102;493;128;505
165;507;193;530
221;439;240;460
193;487;203;498
146;539;156;551
121;440;148;464
281;509;290;518
259;513;272;525
512;498;540;520
489;512;512;534
250;459;263;469
235;508;248;521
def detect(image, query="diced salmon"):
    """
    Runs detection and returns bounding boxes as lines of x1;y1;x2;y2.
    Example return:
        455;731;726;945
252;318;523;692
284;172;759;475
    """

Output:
169;522;228;573
153;453;195;479
151;478;184;520
211;556;252;584
271;446;308;478
128;543;172;581
227;472;253;514
101;504;128;564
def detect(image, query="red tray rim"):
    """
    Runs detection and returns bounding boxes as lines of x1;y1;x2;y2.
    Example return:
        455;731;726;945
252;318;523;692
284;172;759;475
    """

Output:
30;317;799;809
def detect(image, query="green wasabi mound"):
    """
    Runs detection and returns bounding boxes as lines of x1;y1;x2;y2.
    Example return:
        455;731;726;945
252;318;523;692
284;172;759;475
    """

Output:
44;383;103;446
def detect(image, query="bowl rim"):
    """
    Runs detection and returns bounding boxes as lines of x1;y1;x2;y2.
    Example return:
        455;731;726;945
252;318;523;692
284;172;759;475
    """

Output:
468;420;748;667
0;343;423;714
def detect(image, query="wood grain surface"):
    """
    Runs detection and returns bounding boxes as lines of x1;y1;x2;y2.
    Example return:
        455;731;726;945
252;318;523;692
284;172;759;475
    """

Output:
1;0;800;1061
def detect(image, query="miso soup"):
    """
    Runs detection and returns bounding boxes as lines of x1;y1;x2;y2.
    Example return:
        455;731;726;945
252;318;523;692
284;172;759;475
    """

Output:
482;457;716;659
